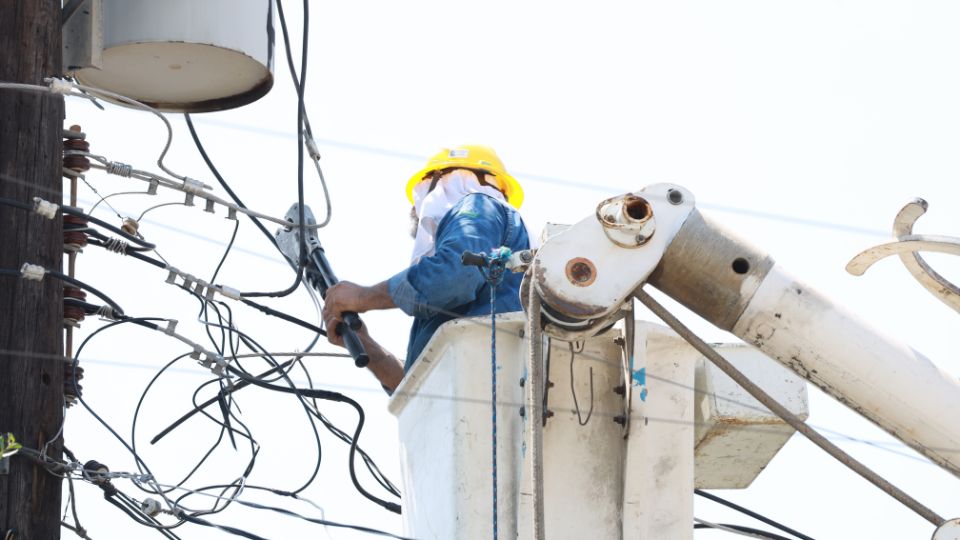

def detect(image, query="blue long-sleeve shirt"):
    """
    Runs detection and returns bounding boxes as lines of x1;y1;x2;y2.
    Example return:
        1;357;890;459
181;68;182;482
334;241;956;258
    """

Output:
387;193;531;371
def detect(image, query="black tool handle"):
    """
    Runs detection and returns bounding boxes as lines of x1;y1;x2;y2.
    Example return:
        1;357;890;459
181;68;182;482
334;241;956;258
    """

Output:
310;249;367;364
339;322;369;368
461;250;488;267
342;311;363;331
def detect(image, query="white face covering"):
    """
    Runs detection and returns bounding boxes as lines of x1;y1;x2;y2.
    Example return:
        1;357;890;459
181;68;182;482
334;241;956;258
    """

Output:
409;169;507;264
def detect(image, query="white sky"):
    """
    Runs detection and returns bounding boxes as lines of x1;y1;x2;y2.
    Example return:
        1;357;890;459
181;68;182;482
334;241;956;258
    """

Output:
58;1;960;539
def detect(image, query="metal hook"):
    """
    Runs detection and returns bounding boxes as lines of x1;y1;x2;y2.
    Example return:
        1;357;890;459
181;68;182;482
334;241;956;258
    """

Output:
569;342;594;426
846;198;960;313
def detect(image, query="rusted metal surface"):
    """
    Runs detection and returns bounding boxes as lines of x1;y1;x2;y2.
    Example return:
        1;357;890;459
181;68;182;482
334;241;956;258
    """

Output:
564;257;597;287
648;209;774;331
595;193;656;248
534;262;607;319
531;184;696;340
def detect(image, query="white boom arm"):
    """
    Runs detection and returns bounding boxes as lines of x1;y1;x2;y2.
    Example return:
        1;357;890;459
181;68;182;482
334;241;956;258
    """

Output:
530;183;960;477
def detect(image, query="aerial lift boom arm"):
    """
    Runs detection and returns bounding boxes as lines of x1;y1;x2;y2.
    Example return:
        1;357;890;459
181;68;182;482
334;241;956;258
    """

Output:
530;183;960;481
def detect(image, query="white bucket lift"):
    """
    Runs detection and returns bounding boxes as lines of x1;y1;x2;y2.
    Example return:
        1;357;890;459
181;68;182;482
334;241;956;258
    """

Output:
388;313;808;540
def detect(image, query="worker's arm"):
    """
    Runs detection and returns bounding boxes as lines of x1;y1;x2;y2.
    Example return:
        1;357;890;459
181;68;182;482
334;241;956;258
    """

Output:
324;317;404;393
323;280;395;318
387;194;509;318
323;194;508;321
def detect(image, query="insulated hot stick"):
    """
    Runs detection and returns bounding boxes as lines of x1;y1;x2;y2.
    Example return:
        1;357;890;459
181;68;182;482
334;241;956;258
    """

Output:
307;248;368;367
276;203;369;367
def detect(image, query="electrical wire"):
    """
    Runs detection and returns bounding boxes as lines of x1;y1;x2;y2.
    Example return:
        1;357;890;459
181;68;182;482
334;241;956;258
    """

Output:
294;357;400;497
275;0;332;229
183;0;314;299
60;203;156;250
137;202;186;222
225;364;401;514
67;80;186;183
694;518;796;540
62;474;89;539
151;358;302;445
214;495;412;539
131;353;258;495
695;489;815;540
0;197;145;253
5;335;955;462
0;262;127;316
175;512;266;540
71;317;181;512
188;309;326;496
87;188;139;217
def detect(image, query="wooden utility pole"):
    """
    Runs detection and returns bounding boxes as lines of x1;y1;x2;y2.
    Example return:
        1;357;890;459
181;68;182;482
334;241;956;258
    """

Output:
0;1;66;538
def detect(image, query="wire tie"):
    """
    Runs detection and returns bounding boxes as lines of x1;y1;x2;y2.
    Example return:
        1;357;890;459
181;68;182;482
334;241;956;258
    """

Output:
191;346;202;363
165;267;179;285
47;77;74;95
164;320;178;336
227;207;238;221
32;197;59;219
96;305;116;320
184;193;195;207
105;161;133;177
147;179;159;195
19;263;46;281
204;198;215;214
194;279;207;296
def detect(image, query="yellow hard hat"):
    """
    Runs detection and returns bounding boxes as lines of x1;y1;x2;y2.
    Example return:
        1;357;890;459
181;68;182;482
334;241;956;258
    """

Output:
405;145;524;208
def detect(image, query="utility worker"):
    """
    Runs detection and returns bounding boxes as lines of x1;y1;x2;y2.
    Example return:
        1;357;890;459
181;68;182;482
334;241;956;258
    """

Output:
322;145;531;393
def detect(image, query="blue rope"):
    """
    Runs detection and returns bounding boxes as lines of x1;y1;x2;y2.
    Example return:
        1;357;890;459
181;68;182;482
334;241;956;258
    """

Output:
489;280;499;540
480;247;510;540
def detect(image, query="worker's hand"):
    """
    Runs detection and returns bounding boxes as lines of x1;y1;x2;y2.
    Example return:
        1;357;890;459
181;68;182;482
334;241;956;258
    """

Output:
322;281;395;346
324;316;370;348
322;281;369;344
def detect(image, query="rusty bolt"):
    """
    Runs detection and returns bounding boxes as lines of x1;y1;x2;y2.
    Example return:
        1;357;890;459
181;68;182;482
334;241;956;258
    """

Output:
565;257;597;287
